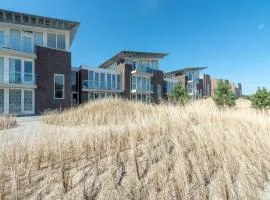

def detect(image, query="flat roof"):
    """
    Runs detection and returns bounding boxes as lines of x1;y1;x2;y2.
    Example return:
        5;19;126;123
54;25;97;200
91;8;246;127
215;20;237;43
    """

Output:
99;50;168;68
0;9;80;45
165;67;207;76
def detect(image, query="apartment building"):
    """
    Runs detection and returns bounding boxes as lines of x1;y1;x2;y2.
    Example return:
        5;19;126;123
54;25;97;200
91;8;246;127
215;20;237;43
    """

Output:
164;67;207;100
0;9;79;115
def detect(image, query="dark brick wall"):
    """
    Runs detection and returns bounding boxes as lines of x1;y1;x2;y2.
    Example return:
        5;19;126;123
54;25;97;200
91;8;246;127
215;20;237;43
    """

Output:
152;69;164;103
35;46;72;113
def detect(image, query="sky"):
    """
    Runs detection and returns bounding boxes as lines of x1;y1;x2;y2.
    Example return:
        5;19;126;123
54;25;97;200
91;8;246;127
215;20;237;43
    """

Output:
0;0;270;94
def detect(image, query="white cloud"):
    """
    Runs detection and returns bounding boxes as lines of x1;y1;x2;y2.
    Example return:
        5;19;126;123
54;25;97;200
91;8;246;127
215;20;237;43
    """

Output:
258;24;264;30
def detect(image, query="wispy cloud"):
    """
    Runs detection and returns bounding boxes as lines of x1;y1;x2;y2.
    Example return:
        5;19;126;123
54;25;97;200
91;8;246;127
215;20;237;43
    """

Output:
258;24;264;30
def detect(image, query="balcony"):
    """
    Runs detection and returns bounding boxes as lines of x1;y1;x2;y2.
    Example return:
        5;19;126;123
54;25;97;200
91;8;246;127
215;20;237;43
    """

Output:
131;85;153;93
0;34;36;58
131;65;154;76
82;80;122;92
0;71;36;88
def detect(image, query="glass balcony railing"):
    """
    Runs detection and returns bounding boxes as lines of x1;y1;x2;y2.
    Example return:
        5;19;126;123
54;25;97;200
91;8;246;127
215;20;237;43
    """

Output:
0;35;34;54
132;65;153;74
82;80;122;91
132;85;153;93
0;71;36;85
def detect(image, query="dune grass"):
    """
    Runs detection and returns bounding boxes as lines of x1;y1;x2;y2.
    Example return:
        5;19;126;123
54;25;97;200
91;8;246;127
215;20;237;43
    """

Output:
0;99;270;199
0;116;16;130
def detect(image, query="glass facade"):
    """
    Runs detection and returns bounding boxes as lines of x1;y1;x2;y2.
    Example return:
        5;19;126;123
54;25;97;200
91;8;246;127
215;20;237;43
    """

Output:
9;89;21;114
24;61;33;83
131;76;152;92
34;32;43;46
47;33;57;49
10;29;21;51
0;89;3;114
22;32;32;53
0;30;4;46
57;34;65;50
54;75;64;99
24;90;33;111
9;58;21;84
0;57;3;82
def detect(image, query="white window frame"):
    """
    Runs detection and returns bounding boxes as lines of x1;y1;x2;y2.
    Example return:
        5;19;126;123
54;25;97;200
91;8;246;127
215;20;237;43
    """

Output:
54;74;65;100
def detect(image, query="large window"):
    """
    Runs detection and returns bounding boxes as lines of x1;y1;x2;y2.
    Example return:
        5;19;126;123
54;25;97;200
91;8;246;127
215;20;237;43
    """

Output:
24;90;33;111
54;74;64;99
22;31;33;53
132;76;136;90
34;32;43;46
9;89;21;114
24;61;33;83
117;74;121;90
10;29;21;51
112;75;116;90
88;71;94;88
47;33;56;49
107;74;111;90
100;73;105;89
9;58;21;84
94;72;99;88
0;57;4;82
0;30;4;46
57;34;65;50
0;89;4;114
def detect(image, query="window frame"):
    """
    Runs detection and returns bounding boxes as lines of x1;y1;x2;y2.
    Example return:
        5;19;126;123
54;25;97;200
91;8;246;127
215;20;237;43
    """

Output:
54;74;65;100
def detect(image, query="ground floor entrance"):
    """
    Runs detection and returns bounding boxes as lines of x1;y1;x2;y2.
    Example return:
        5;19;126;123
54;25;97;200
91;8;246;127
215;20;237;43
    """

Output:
0;88;35;115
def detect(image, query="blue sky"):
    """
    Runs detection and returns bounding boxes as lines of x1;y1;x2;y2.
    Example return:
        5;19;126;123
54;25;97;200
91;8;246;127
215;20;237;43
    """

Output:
1;0;270;94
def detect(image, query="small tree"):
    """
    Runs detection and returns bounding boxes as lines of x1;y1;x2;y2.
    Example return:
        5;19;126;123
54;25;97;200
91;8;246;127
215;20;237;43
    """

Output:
169;84;190;105
213;80;236;107
251;87;270;110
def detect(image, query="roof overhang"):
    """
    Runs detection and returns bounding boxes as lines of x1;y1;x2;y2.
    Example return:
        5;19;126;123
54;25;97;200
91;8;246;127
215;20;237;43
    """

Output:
99;51;168;68
0;9;80;46
165;67;207;76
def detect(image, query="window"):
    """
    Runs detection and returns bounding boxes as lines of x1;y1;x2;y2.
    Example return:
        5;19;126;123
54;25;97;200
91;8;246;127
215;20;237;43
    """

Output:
0;57;3;82
10;29;21;51
100;73;105;89
24;61;33;83
24;90;33;111
112;75;116;90
94;72;99;88
142;77;146;91
9;89;21;114
57;34;65;50
117;74;121;90
157;84;162;99
88;71;94;88
47;33;56;48
107;74;111;90
132;76;136;90
54;74;64;99
34;32;43;46
71;71;78;91
0;30;4;46
146;78;151;91
22;31;33;53
0;89;4;113
9;58;21;84
137;76;142;91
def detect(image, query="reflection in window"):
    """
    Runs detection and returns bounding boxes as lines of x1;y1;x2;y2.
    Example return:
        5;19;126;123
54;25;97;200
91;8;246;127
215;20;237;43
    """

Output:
54;74;64;99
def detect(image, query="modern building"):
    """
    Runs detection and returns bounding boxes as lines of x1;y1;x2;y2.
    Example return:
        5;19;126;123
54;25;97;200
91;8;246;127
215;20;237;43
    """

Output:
0;9;243;115
211;78;242;98
164;67;207;100
0;9;79;115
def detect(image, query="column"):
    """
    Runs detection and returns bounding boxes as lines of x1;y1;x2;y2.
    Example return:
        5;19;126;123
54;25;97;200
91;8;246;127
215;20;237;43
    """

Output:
4;88;9;114
4;56;9;83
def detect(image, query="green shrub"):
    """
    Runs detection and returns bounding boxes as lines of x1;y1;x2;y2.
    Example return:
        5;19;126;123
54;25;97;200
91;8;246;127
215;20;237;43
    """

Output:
212;80;236;107
251;87;270;110
169;84;190;105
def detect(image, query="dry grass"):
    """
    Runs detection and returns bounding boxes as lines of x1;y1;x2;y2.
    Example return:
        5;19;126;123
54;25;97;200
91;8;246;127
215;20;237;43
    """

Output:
1;98;270;200
0;116;16;130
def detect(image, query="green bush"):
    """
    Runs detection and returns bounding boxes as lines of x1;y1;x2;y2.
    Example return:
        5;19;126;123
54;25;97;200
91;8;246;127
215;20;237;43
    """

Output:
169;84;190;105
251;87;270;110
212;80;236;107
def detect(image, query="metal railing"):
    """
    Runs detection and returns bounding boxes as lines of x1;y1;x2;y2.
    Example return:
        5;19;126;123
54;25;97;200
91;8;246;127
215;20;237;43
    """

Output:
82;80;122;91
0;35;34;53
0;71;36;85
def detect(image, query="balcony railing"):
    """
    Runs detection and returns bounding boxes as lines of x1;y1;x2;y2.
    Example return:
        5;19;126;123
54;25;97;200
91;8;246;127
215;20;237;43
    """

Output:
82;80;122;91
132;65;153;74
0;35;34;54
0;71;36;85
132;85;153;93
